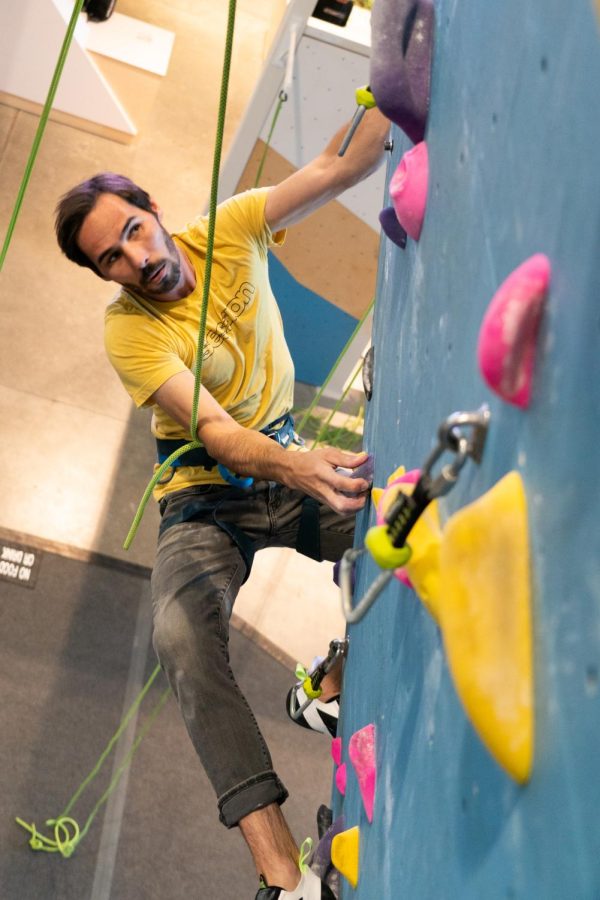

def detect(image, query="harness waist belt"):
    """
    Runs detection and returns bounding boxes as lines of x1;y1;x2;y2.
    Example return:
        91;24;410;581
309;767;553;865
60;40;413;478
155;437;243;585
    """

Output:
156;412;298;471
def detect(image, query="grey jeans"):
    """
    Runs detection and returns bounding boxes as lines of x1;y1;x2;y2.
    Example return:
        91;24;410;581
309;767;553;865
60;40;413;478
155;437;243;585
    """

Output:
151;480;354;827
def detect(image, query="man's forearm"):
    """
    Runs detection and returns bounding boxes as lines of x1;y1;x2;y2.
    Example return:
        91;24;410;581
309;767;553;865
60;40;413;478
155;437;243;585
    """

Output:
320;107;390;191
201;420;294;484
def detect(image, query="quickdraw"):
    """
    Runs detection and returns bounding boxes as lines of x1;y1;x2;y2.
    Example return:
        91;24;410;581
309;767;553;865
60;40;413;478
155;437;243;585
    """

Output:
341;405;490;624
288;638;348;720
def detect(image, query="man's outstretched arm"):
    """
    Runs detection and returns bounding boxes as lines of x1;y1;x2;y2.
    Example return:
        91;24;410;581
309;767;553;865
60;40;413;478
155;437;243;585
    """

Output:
264;107;389;232
150;371;370;515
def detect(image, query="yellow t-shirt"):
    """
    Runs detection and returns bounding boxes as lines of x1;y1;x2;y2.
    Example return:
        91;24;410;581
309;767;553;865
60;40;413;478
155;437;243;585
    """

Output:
104;188;295;498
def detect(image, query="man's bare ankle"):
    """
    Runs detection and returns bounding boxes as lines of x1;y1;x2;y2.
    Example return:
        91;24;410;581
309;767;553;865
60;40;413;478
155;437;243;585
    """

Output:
239;803;300;891
261;863;301;892
319;671;341;702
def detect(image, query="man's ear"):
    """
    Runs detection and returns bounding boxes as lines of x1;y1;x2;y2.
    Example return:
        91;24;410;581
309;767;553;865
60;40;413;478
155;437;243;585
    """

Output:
150;198;163;222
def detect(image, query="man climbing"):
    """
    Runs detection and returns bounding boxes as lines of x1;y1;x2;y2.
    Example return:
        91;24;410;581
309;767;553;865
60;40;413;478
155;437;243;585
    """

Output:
55;105;388;899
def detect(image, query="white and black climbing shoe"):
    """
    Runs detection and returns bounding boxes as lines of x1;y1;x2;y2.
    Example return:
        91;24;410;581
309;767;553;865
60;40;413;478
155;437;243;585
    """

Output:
286;683;340;738
255;867;336;899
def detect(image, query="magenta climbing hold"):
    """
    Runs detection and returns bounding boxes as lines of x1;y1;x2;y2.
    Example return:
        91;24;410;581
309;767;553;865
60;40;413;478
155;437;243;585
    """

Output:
335;762;347;796
477;254;551;408
348;724;376;822
331;736;342;767
369;0;435;144
379;206;408;249
389;142;429;241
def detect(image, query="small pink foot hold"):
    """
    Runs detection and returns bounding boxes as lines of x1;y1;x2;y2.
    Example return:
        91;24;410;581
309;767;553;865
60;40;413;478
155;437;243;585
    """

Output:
477;254;551;408
331;737;342;767
370;0;435;143
335;762;347;796
389;142;429;241
348;724;376;822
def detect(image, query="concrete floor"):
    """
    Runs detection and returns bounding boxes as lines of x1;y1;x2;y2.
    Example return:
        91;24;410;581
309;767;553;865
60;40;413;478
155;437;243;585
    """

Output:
0;0;348;665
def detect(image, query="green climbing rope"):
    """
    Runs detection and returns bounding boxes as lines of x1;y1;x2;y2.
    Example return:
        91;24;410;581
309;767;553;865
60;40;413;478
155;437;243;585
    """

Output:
15;0;238;857
254;92;287;189
16;665;170;856
0;0;86;274
123;0;238;551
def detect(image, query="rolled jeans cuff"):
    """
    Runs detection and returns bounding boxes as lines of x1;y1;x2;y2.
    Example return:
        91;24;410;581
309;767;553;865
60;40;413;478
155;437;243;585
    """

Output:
218;770;289;828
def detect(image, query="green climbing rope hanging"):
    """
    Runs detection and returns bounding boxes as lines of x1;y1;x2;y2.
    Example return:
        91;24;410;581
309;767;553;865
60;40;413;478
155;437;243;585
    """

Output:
124;0;238;551
15;0;239;857
254;91;288;189
0;0;86;274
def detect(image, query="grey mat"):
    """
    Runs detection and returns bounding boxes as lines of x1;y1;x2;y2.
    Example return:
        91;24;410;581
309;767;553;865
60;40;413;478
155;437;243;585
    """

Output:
0;535;334;900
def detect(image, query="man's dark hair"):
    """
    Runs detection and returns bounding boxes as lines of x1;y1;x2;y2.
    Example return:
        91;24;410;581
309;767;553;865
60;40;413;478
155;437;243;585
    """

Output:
55;173;154;274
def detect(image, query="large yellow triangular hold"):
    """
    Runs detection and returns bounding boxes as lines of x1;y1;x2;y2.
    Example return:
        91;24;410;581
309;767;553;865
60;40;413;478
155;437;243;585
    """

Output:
401;499;443;623
331;825;360;889
439;471;533;784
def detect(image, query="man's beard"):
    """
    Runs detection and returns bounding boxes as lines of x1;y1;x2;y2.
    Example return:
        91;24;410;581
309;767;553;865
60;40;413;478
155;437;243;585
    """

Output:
140;228;182;294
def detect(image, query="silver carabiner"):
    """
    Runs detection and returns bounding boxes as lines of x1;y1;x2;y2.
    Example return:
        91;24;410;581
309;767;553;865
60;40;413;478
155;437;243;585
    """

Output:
340;547;395;624
420;404;490;500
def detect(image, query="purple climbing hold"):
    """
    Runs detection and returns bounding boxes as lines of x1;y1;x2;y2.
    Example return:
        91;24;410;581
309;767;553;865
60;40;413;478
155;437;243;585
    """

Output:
336;453;375;498
370;0;435;144
310;814;345;897
379;206;408;249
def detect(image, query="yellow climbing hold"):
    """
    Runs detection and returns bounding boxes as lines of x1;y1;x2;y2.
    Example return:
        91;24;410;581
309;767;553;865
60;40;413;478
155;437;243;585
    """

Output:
331;825;360;888
439;471;533;783
371;485;385;509
401;499;443;622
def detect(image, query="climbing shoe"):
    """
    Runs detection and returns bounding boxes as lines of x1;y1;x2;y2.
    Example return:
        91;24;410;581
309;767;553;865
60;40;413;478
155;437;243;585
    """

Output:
286;683;339;738
255;867;336;899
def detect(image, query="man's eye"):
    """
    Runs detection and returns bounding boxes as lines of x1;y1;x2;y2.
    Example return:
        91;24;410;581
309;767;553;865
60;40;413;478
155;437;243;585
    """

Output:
130;222;141;235
107;250;120;266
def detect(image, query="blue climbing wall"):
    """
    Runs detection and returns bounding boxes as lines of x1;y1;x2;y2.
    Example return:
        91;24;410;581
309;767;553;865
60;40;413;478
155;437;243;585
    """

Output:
337;2;600;897
268;254;359;386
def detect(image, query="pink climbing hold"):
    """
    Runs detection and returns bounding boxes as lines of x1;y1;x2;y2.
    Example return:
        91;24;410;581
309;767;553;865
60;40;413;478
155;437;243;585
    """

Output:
477;254;551;408
389;142;429;241
348;724;377;823
331;737;342;767
335;762;347;796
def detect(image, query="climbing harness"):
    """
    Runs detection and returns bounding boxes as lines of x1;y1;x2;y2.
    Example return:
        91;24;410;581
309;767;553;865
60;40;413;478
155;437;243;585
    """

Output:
337;86;377;157
155;412;302;488
289;638;349;720
341;405;490;624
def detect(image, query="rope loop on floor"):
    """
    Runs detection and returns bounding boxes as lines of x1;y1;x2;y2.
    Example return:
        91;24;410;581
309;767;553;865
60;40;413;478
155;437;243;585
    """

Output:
15;816;80;857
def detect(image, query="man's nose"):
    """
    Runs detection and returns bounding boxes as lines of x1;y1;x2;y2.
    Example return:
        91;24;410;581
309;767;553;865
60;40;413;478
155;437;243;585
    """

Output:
124;244;149;269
